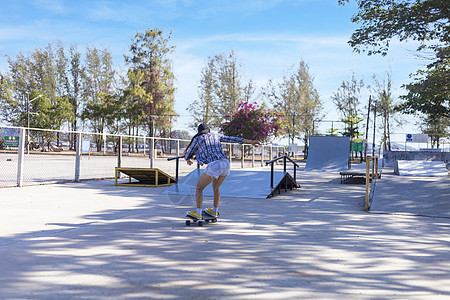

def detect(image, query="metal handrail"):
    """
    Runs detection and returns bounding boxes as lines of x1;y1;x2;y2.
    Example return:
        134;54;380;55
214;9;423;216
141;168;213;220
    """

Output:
167;155;200;182
265;154;299;189
167;155;184;182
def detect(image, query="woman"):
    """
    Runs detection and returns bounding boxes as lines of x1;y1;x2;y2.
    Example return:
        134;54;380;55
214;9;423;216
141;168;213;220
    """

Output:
184;123;260;220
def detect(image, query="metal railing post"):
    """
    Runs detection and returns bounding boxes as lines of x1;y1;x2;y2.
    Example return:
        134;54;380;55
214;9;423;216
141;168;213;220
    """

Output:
241;144;244;168
117;135;122;169
270;162;274;189
261;145;264;167
143;136;146;155
75;132;81;182
150;138;154;168
252;145;255;168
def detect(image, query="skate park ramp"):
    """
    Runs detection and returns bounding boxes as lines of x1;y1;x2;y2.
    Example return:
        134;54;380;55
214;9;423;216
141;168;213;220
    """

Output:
394;160;449;177
305;136;351;171
162;167;299;199
370;171;450;218
115;168;176;186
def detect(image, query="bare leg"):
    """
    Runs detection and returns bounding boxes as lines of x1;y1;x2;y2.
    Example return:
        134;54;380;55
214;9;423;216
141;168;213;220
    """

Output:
212;175;227;208
195;173;214;209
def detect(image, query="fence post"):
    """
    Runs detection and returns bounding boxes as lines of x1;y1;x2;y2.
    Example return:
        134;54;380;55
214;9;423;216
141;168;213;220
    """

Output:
103;132;106;155
261;145;264;167
241;144;244;168
365;156;371;211
150;138;154;168
252;145;255;168
117;135;122;168
17;128;25;187
176;139;180;157
143;136;146;155
75;132;81;182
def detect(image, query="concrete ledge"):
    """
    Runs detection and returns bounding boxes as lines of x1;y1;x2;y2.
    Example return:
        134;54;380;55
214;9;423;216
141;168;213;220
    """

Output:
383;150;450;169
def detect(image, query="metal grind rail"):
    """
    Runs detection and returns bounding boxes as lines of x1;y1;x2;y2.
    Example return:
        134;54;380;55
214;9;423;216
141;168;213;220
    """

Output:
265;154;300;193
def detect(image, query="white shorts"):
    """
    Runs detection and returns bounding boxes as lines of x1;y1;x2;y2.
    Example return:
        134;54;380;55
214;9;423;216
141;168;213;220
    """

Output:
204;159;230;179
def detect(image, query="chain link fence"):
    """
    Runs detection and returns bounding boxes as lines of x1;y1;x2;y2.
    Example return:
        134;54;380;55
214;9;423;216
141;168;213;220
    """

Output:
0;126;286;188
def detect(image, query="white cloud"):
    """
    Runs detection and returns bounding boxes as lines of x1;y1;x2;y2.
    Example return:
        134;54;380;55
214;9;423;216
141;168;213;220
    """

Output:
32;0;66;14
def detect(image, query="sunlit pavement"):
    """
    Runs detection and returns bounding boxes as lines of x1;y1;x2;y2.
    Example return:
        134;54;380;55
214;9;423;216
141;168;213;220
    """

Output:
0;166;449;299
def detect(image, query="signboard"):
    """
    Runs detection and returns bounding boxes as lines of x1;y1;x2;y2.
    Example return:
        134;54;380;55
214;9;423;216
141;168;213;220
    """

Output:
406;133;428;143
81;139;91;153
3;136;19;147
351;142;363;152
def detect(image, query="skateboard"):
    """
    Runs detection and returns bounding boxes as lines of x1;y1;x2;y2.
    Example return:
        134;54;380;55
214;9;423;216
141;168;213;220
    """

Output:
185;211;218;226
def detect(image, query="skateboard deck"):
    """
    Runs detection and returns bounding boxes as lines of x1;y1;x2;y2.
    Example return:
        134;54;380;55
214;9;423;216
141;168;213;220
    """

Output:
185;211;218;226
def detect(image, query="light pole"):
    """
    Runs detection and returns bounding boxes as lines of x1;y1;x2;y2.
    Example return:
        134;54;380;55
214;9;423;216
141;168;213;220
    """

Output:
26;94;42;153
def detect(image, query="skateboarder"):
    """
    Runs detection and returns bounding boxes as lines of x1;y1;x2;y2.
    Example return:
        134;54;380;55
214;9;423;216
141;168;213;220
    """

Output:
185;123;260;220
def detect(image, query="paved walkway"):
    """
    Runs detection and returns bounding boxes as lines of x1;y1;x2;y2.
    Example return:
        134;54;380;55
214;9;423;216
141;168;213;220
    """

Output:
0;166;449;299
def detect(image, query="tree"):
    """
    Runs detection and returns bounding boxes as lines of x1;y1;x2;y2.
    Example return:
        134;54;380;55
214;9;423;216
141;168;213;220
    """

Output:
188;50;252;130
220;101;286;143
338;0;450;57
81;46;116;150
332;73;364;141
213;51;247;124
339;0;450;137
124;28;177;137
341;114;365;141
187;58;216;128
420;114;449;148
398;59;450;120
264;61;323;153
0;44;75;129
24;90;73;151
67;45;85;131
371;72;403;150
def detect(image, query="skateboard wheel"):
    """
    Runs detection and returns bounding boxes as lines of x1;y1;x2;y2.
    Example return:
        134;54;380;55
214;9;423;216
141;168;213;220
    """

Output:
185;220;191;226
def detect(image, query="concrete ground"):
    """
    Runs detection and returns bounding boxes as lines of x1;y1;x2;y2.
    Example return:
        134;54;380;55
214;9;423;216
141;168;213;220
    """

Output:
0;164;449;299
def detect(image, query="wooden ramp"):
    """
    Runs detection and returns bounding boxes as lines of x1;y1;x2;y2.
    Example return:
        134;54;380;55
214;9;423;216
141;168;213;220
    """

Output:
115;168;176;187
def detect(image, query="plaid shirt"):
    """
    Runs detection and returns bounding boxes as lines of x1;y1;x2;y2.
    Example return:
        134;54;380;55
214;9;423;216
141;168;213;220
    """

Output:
184;133;244;165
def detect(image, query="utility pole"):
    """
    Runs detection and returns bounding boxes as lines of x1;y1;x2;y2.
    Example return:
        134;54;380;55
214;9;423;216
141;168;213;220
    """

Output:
364;95;372;161
372;105;377;157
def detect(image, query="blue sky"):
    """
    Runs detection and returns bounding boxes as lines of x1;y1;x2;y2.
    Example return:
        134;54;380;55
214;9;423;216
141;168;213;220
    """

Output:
0;0;426;140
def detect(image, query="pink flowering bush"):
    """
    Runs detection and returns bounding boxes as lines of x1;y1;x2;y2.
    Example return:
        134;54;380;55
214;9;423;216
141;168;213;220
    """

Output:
220;101;287;143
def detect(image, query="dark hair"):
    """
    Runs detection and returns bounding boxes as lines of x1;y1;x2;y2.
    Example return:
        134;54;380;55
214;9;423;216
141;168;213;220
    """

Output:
185;123;210;160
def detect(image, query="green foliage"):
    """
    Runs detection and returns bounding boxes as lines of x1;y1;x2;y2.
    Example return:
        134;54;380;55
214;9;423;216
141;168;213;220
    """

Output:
341;114;365;142
340;0;449;137
124;28;177;136
332;73;364;119
326;127;340;136
220;101;287;143
420;114;450;148
398;57;450;119
264;61;323;144
188;51;252;130
339;0;450;56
